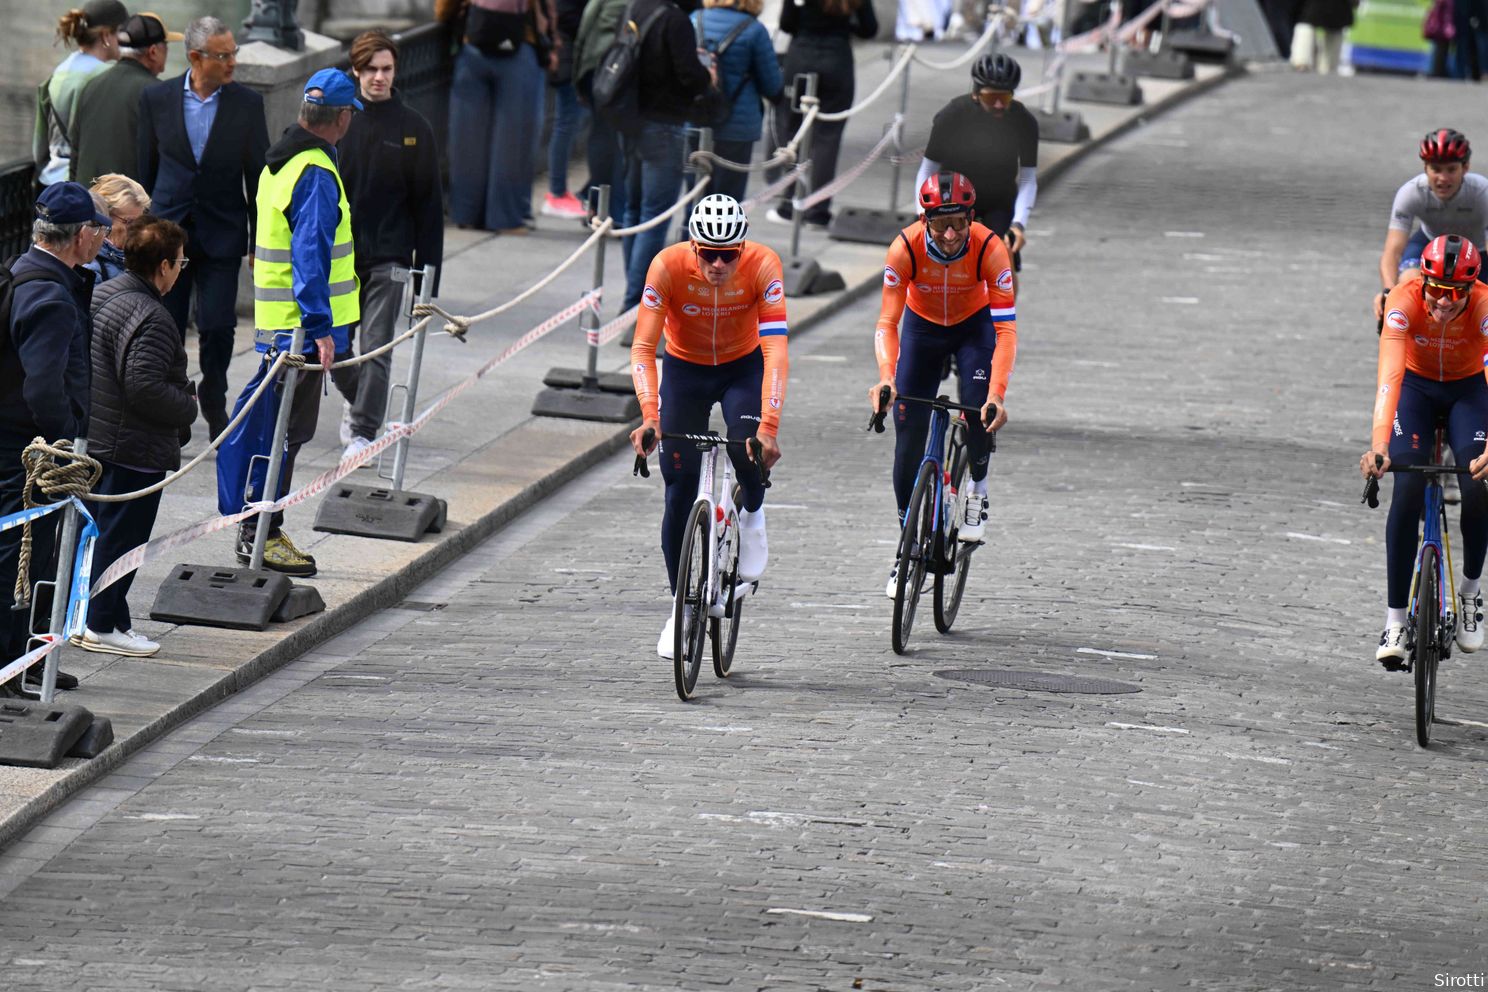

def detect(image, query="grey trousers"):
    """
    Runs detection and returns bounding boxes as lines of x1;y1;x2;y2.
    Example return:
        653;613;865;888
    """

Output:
338;263;402;441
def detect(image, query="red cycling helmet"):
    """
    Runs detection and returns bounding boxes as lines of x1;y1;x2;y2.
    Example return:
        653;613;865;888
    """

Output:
919;172;976;218
1421;234;1481;285
1420;128;1471;164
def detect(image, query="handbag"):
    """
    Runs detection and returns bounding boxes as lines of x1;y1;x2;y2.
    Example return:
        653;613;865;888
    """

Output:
1424;0;1455;42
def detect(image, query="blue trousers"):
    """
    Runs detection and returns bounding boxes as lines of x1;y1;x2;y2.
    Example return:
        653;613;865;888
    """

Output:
1385;370;1488;608
891;308;998;521
548;82;588;197
86;462;164;634
162;252;241;423
622;121;685;311
657;349;768;592
448;43;545;230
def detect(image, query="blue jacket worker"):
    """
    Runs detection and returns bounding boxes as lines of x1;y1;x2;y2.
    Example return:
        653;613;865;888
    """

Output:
0;181;110;693
220;68;361;579
692;0;782;203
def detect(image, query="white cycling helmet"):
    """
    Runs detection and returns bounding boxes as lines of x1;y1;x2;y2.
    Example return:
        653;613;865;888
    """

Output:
688;193;749;248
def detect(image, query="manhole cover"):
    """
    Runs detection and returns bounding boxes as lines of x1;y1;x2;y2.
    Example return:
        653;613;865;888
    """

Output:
934;669;1142;694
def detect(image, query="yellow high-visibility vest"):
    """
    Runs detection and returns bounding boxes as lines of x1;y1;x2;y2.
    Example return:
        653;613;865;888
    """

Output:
253;146;359;332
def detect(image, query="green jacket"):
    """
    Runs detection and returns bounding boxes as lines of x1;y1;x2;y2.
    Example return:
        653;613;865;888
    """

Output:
574;0;630;91
69;57;157;185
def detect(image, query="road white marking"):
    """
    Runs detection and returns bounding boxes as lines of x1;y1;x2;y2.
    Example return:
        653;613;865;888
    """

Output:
124;813;201;821
799;354;848;362
790;603;869;609
1107;722;1188;734
1080;647;1157;660
689;725;755;733
765;908;874;923
1222;751;1291;765
186;756;260;764
1164;231;1205;238
1160;296;1200;304
1112;543;1175;552
1285;532;1351;545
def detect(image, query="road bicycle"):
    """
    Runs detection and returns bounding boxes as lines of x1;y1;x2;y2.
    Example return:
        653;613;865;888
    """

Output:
635;429;768;700
869;388;996;654
1363;431;1460;747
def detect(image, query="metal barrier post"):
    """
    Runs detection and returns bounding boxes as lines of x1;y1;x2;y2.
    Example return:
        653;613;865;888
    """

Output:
679;128;713;245
530;185;640;423
887;55;911;213
250;328;305;571
35;438;85;703
387;263;437;493
1064;1;1143;105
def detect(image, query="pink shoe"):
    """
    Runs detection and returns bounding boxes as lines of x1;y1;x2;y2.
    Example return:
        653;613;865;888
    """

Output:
541;192;586;219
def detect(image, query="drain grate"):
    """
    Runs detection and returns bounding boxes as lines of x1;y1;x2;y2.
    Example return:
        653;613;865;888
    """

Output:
935;669;1142;694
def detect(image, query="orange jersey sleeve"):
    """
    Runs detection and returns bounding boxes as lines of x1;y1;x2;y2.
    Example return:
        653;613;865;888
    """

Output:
1371;276;1488;450
752;250;790;436
629;254;674;424
875;233;914;380
979;234;1019;399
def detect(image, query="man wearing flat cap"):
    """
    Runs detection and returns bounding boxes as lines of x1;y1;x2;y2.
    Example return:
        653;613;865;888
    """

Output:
221;68;362;578
0;182;111;693
70;12;184;185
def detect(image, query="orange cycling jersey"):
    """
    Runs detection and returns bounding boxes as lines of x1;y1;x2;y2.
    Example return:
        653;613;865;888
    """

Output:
875;219;1018;396
1372;272;1488;449
631;240;790;435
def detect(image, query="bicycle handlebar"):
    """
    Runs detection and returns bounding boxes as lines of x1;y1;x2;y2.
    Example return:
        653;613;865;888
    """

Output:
1361;454;1474;509
867;389;1000;436
631;428;771;487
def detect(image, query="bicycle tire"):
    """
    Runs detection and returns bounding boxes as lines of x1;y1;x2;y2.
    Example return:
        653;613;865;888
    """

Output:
674;500;710;701
893;461;936;654
1415;544;1440;747
935;428;973;633
712;496;742;679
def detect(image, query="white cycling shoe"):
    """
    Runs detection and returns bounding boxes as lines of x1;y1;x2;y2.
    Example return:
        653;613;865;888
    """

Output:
1458;592;1484;652
1376;622;1408;669
657;607;697;659
738;507;767;581
885;564;929;599
959;491;987;543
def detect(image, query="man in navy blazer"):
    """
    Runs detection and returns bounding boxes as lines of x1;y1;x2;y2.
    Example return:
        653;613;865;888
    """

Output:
138;15;268;441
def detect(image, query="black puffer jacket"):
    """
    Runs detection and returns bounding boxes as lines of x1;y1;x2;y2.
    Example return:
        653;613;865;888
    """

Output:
88;272;198;472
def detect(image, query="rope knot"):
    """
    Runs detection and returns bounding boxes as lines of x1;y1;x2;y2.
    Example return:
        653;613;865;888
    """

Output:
12;438;102;605
443;316;472;341
281;352;308;369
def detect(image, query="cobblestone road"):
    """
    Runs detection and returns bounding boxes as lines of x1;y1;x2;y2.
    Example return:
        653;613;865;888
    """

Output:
3;70;1488;991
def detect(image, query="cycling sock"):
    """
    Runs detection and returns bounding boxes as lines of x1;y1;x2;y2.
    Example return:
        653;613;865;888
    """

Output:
1387;607;1408;627
1462;577;1480;599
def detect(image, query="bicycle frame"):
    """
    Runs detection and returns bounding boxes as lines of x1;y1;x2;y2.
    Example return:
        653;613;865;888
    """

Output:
693;439;736;619
1407;435;1458;658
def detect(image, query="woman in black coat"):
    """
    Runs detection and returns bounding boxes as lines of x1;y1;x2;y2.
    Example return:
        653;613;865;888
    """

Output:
79;216;197;658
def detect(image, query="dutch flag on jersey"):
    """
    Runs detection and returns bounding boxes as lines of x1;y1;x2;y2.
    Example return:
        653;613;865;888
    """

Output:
760;320;788;337
989;306;1016;324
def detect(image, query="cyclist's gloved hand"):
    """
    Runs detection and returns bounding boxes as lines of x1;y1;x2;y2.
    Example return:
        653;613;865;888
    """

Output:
981;395;1007;433
868;380;895;412
1006;223;1026;255
1470;449;1488;481
1372;289;1389;324
1360;449;1390;479
631;420;659;458
754;432;782;471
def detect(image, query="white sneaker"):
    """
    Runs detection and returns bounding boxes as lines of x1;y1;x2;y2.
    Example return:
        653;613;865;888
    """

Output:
342;436;373;466
1376;622;1407;668
1458;592;1484;652
737;507;767;581
339;402;354;446
765;206;792;225
71;627;160;657
959;491;987;542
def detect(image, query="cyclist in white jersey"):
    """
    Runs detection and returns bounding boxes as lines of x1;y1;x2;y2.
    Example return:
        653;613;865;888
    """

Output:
1374;128;1488;322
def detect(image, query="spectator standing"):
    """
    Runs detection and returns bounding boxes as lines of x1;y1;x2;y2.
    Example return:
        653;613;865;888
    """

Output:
574;0;630;221
77;217;197;659
33;0;127;187
69;12;180;185
437;0;560;233
692;0;783;204
765;0;879;229
543;0;593;220
1290;0;1354;73
138;16;269;443
0;182;111;692
620;0;715;311
86;174;151;283
225;69;362;577
335;31;446;461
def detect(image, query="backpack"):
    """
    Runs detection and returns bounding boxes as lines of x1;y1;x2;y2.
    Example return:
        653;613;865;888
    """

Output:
591;0;669;132
687;13;754;128
33;75;65;173
466;0;533;57
0;258;68;407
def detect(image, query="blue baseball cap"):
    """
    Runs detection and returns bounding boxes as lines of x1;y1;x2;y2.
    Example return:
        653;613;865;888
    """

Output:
304;68;363;111
34;182;110;227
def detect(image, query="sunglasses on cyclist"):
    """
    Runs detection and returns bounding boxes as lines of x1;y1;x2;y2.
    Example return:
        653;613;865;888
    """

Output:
1424;278;1471;302
926;215;971;234
696;246;741;265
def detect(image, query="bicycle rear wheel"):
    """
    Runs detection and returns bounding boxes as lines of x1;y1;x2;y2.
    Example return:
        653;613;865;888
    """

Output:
674;500;711;701
893;462;936;654
711;495;742;679
1415;544;1441;747
935;434;972;633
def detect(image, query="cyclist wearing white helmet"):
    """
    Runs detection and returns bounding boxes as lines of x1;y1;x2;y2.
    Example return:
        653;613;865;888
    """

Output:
629;194;791;658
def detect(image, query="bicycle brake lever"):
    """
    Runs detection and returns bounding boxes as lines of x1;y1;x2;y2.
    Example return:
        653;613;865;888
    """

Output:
633;429;655;478
749;437;771;488
1362;453;1382;508
868;385;891;433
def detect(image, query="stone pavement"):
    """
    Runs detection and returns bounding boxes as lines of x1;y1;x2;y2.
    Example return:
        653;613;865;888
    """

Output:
0;39;1235;843
2;68;1488;990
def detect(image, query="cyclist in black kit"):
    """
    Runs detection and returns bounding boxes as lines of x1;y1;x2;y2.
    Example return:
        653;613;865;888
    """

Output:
916;53;1038;274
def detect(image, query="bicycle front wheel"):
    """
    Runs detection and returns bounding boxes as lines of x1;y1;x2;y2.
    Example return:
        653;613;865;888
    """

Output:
674;500;711;701
893;461;937;654
711;496;742;679
935;435;973;633
1415;543;1441;747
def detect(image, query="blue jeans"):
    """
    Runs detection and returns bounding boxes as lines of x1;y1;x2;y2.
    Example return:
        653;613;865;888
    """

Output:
622;121;686;311
548;82;588;197
448;43;545;230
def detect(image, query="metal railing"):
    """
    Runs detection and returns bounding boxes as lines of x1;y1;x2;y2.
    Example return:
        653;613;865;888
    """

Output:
0;157;35;263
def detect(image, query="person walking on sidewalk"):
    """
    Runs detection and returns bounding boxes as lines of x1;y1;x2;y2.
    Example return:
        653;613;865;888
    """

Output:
764;0;878;230
224;69;362;578
33;0;127;188
335;30;445;462
543;0;593;221
0;182;112;692
79;216;198;659
69;12;181;185
691;0;782;204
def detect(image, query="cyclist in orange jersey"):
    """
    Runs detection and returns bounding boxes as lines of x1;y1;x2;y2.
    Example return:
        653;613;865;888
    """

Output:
630;194;789;658
1364;235;1488;666
869;172;1016;598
